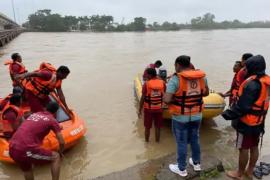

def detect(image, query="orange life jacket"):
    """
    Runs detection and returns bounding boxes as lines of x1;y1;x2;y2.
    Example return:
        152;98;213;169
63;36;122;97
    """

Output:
4;60;27;86
169;70;206;116
0;94;12;111
0;105;23;135
23;62;57;99
238;75;270;126
144;78;165;110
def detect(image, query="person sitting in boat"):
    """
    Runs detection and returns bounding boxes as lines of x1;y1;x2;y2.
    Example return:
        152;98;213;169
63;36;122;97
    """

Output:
0;86;23;111
16;62;70;113
139;68;166;142
9;101;65;180
143;60;163;81
0;94;24;139
219;61;242;107
4;53;27;88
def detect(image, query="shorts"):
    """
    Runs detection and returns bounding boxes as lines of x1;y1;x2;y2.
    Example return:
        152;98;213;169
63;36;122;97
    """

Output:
9;146;54;171
25;90;50;113
236;132;260;149
144;109;163;129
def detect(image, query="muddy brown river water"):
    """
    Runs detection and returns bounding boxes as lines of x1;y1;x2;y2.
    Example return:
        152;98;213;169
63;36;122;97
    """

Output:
0;29;269;179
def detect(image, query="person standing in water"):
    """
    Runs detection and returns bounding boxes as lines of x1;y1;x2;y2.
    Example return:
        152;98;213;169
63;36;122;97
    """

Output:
139;68;165;142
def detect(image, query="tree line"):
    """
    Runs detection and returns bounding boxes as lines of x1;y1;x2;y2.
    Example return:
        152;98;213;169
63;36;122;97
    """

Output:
22;10;270;32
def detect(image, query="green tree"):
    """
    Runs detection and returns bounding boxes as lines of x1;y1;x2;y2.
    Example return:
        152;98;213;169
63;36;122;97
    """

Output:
132;17;146;31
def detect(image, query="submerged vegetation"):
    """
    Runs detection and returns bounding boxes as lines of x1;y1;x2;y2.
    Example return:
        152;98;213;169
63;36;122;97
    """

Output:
22;9;270;32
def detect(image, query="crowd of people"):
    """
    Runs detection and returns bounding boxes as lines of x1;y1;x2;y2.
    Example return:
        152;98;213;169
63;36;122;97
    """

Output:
139;54;270;179
0;53;70;180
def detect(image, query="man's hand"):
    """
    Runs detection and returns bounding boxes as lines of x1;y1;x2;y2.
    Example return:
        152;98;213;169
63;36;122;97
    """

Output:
14;74;25;81
56;132;65;157
217;92;225;98
138;109;142;118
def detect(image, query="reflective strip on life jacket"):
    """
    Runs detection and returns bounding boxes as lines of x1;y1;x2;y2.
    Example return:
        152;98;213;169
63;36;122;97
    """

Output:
0;105;23;134
144;78;165;110
238;75;270;126
169;70;206;116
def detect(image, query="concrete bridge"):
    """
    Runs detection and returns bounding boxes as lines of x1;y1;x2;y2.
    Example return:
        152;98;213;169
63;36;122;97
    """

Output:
0;12;23;47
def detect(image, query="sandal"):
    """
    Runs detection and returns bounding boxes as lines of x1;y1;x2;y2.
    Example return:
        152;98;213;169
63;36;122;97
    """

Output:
253;166;263;179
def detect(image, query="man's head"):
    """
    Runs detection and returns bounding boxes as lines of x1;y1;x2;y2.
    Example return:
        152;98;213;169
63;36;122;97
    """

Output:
174;55;191;72
12;86;23;96
46;101;59;115
10;94;22;106
146;68;157;79
241;53;253;66
56;66;70;80
233;61;242;73
11;53;22;63
154;60;162;68
245;55;266;77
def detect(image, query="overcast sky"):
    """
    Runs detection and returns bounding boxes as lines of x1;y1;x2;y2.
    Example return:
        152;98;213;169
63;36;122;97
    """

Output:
1;0;270;24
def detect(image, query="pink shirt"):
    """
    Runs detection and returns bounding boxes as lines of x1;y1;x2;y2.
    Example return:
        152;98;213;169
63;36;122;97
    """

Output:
10;111;61;149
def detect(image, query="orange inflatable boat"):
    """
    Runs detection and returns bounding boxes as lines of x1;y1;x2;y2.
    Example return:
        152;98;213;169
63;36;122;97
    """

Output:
0;92;87;163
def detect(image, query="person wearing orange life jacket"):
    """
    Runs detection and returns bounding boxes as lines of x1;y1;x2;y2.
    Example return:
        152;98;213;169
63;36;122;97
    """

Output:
232;53;253;100
0;86;23;111
164;55;209;177
17;62;70;113
222;55;269;179
219;61;242;107
0;94;24;139
139;68;166;142
4;53;27;87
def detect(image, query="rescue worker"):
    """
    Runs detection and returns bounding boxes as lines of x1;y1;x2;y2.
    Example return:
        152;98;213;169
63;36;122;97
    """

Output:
0;94;24;139
143;60;163;81
0;86;23;111
9;101;65;180
17;62;70;113
164;55;209;177
139;68;165;142
222;55;270;179
219;61;242;107
4;53;27;87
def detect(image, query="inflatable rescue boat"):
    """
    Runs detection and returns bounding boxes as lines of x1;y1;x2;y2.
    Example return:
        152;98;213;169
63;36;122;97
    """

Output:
0;92;86;163
134;74;226;120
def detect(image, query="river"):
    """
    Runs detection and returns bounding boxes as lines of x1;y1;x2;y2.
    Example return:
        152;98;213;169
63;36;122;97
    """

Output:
0;29;269;179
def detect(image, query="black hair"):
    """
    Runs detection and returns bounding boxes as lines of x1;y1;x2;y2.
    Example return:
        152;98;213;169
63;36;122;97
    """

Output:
242;53;253;61
57;66;70;74
10;94;21;105
146;68;157;77
12;86;23;95
235;61;241;64
155;60;162;67
11;53;20;61
46;101;59;114
175;55;191;68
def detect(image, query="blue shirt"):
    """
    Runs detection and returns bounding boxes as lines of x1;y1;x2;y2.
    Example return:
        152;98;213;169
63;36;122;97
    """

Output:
166;75;208;123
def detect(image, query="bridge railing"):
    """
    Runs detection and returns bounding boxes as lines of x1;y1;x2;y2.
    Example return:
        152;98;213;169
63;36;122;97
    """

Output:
0;29;23;38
